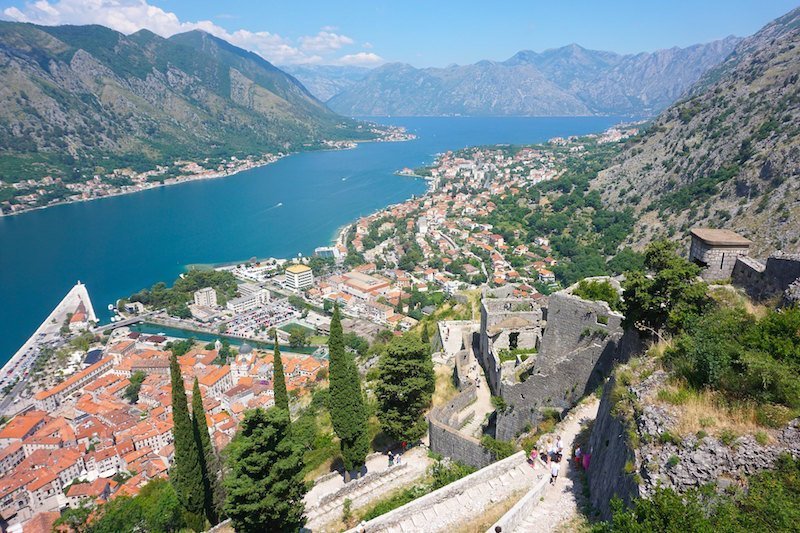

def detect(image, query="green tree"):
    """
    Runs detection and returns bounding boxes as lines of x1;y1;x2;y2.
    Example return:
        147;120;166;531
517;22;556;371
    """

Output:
272;331;289;413
54;502;93;532
289;327;309;349
621;240;711;335
573;279;621;311
87;478;185;533
191;379;223;525
224;408;307;532
375;334;435;442
328;305;370;473
169;352;206;531
123;371;146;403
420;324;430;349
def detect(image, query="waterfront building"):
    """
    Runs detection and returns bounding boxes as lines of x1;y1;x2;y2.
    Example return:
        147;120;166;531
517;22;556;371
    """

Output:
226;289;270;314
284;264;314;292
314;246;342;262
193;287;218;307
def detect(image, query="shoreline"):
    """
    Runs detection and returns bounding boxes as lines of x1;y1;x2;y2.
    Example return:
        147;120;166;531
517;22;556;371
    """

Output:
0;133;416;219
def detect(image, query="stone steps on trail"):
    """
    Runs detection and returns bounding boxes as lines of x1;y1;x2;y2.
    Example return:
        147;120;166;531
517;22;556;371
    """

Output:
305;463;424;531
353;454;539;533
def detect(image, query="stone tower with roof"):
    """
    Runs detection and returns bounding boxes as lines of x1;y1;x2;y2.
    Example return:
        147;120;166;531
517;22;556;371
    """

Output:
689;228;752;281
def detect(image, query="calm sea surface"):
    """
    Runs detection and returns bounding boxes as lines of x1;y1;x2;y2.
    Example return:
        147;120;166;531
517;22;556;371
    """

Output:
0;116;621;362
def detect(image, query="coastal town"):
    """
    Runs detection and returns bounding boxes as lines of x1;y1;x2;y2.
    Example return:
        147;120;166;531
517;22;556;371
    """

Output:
0;124;642;530
0;124;414;216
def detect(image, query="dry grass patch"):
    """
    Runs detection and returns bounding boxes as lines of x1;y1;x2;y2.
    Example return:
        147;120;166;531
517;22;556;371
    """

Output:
453;489;525;533
655;382;768;439
432;364;458;407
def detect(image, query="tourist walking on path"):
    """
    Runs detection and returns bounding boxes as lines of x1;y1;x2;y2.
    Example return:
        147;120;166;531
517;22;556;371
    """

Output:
388;450;394;466
549;458;561;484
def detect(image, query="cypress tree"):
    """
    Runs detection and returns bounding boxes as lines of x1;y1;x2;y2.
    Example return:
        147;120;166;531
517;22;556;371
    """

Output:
225;408;306;532
191;379;223;525
272;330;289;413
375;333;435;442
327;305;370;474
420;324;430;348
169;353;205;531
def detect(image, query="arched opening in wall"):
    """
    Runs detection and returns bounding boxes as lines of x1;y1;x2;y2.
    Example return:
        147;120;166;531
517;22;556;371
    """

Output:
509;332;519;350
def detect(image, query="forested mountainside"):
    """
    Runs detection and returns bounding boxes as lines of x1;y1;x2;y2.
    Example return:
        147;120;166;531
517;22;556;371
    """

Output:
593;7;800;256
0;22;368;182
325;38;740;117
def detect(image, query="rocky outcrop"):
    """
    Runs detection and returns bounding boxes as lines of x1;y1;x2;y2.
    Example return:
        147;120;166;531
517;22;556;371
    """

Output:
588;364;800;520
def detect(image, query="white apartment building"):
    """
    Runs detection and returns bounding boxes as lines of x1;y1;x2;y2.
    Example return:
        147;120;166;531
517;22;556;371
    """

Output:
193;287;218;307
226;289;269;314
284;264;314;292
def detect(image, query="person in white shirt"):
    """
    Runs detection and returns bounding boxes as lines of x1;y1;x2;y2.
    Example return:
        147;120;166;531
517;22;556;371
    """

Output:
550;460;560;484
556;435;564;454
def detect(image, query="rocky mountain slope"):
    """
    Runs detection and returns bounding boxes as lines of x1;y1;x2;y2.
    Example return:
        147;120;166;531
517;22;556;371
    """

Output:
0;22;366;182
325;39;739;117
593;7;800;256
280;64;370;101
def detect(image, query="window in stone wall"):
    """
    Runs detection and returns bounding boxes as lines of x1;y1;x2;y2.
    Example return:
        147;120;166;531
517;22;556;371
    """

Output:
509;331;519;350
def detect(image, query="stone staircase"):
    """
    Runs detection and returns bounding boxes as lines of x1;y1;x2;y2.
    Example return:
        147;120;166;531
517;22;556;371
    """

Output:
305;461;426;532
348;451;541;533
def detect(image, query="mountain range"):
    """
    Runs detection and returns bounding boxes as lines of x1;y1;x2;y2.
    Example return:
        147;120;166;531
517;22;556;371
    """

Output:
309;38;741;117
593;6;800;255
0;22;367;183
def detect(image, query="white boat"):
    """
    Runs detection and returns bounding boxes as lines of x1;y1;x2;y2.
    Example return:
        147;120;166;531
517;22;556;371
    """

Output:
276;202;283;207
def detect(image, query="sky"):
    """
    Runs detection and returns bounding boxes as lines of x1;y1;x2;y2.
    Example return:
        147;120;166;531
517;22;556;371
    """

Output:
0;0;798;67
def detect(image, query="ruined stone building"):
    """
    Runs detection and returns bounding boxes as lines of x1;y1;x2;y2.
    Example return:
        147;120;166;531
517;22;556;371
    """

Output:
476;280;638;441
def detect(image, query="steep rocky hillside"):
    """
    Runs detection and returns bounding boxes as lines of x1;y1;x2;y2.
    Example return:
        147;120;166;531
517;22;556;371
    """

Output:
593;7;800;256
0;22;366;182
326;39;739;117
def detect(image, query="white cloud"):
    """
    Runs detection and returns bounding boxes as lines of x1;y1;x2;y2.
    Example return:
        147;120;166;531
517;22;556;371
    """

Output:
1;0;363;65
336;52;384;66
299;30;353;53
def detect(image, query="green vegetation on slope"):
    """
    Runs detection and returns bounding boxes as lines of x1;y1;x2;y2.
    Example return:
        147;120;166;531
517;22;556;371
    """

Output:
595;455;800;533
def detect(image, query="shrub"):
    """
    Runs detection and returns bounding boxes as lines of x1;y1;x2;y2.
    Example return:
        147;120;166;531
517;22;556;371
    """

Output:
657;387;691;405
480;436;516;459
755;431;769;446
756;404;795;428
623;460;636;474
667;455;680;468
573;279;621;311
719;429;738;446
659;431;681;445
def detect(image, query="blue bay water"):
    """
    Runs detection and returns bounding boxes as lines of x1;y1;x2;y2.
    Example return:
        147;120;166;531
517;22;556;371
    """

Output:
0;116;620;362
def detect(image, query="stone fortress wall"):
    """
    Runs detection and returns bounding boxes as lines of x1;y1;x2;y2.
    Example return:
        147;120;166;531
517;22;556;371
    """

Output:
491;279;639;440
732;251;800;303
495;285;639;440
